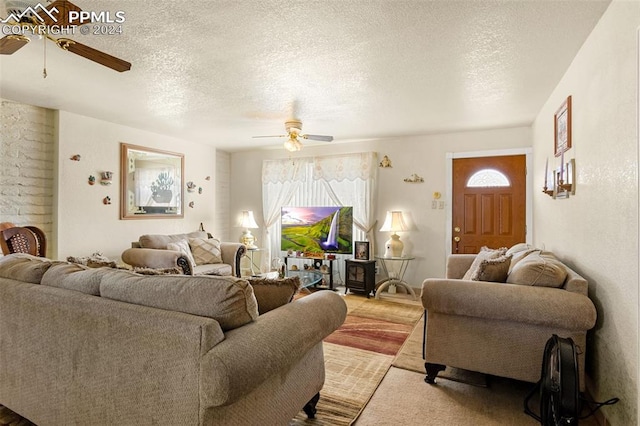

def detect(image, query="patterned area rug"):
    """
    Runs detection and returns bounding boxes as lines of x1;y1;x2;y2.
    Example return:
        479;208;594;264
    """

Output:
291;294;423;425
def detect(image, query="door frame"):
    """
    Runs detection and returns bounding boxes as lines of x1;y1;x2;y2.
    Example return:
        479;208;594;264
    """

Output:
445;147;533;256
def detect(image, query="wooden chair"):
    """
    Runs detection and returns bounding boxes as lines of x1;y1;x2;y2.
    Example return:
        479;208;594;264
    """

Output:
0;226;46;257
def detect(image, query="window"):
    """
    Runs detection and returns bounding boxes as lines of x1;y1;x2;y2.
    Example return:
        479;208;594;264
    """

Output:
466;169;510;187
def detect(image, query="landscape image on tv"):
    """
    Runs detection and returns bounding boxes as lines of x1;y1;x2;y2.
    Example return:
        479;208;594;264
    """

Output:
281;206;353;254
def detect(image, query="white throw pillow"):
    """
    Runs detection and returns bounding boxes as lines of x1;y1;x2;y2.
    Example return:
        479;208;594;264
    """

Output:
189;237;223;265
167;239;197;271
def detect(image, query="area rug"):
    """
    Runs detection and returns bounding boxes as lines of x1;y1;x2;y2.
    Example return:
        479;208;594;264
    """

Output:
392;314;488;387
0;405;34;426
292;294;424;425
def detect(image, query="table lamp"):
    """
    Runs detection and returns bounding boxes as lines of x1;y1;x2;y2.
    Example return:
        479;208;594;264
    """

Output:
239;210;259;249
380;211;408;257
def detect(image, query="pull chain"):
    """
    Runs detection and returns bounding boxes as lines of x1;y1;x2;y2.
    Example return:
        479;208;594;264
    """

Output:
42;34;47;78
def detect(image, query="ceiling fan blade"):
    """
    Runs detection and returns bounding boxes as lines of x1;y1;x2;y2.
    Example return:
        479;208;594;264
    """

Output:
43;0;83;27
302;134;334;142
0;35;30;55
252;135;287;138
55;38;131;72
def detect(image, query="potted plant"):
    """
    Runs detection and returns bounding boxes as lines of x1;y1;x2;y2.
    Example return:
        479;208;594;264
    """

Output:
150;172;174;203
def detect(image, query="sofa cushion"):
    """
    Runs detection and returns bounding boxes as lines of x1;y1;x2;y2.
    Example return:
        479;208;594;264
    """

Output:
0;253;53;284
470;254;512;282
193;263;232;276
189;237;223;265
167;240;197;272
138;231;208;250
506;251;568;288
508;248;541;274
247;276;301;315
41;262;112;295
99;270;259;331
462;246;507;280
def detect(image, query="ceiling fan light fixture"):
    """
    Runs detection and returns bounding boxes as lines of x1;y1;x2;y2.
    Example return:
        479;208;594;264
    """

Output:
284;137;300;152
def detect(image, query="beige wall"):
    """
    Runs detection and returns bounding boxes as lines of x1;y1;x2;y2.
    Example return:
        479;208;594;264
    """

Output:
54;111;220;261
230;126;531;286
531;1;638;424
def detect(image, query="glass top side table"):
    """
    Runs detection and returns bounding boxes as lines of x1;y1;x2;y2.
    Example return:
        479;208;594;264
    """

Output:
374;255;417;300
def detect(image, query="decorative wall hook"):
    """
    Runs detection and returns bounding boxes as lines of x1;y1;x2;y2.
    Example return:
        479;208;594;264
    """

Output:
187;181;197;192
188;201;195;208
205;176;211;181
404;173;424;183
70;154;81;161
379;155;392;168
103;196;111;205
198;187;203;194
88;175;96;185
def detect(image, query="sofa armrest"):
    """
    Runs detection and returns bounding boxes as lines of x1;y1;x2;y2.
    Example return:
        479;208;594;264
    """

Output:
421;279;596;331
121;248;190;274
446;254;476;279
200;290;347;407
220;242;245;277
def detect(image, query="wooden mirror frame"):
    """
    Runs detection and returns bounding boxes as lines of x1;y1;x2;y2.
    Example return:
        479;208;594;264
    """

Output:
120;143;184;219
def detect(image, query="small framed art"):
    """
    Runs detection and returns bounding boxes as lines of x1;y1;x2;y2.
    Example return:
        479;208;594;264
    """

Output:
354;241;370;260
554;96;572;157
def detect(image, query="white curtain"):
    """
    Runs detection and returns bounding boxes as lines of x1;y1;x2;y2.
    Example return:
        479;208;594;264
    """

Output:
313;152;378;256
261;152;378;283
261;158;307;270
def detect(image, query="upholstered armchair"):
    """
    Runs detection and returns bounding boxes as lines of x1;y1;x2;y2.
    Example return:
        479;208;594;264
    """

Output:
121;231;245;276
421;250;597;391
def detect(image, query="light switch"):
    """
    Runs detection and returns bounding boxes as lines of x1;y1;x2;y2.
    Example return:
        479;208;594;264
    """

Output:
438;201;444;209
431;200;437;209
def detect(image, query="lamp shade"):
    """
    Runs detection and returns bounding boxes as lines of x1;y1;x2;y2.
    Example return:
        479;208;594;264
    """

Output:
240;211;259;229
379;211;408;232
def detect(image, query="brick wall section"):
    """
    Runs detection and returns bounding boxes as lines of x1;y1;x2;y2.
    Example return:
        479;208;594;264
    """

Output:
0;99;55;254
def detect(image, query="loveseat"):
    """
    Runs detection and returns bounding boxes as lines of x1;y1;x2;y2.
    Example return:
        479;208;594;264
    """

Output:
121;231;245;276
421;245;597;390
0;253;347;425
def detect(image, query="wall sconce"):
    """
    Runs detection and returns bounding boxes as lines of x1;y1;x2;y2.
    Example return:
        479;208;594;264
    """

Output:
239;210;259;249
543;156;575;199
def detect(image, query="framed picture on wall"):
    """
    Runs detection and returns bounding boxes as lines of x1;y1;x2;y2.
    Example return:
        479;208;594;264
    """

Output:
554;95;572;157
354;241;370;260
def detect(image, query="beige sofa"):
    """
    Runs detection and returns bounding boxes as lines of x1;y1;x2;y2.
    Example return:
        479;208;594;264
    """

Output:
0;254;347;425
121;231;245;276
421;247;597;390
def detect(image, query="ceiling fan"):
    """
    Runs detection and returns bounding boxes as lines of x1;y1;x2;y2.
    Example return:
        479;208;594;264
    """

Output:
0;0;131;73
253;120;334;152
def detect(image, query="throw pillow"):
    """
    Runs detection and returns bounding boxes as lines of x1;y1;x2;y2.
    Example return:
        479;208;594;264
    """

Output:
462;246;508;280
188;237;223;265
247;276;301;315
471;254;512;282
166;239;197;272
132;267;183;275
506;251;567;288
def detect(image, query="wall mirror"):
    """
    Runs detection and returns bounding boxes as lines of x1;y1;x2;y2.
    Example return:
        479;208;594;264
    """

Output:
120;143;184;219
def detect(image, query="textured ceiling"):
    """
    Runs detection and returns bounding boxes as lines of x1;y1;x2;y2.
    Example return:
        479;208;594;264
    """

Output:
0;0;611;151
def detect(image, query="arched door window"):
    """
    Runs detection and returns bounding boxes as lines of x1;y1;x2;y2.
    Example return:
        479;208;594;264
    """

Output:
466;169;510;187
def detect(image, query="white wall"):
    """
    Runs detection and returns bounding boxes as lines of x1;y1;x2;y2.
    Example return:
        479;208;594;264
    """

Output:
55;111;220;261
531;1;638;424
230;126;531;287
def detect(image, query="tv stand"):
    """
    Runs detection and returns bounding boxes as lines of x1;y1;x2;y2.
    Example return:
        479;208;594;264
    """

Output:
283;256;335;290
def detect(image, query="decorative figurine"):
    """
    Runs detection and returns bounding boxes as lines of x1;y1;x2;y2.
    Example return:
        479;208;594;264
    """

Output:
379;155;392;168
70;154;81;161
88;175;96;185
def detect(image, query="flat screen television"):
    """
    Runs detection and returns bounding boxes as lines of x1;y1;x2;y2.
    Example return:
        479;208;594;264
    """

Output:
281;206;353;254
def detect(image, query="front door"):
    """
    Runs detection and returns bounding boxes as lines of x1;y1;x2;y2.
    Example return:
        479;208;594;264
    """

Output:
452;155;526;253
